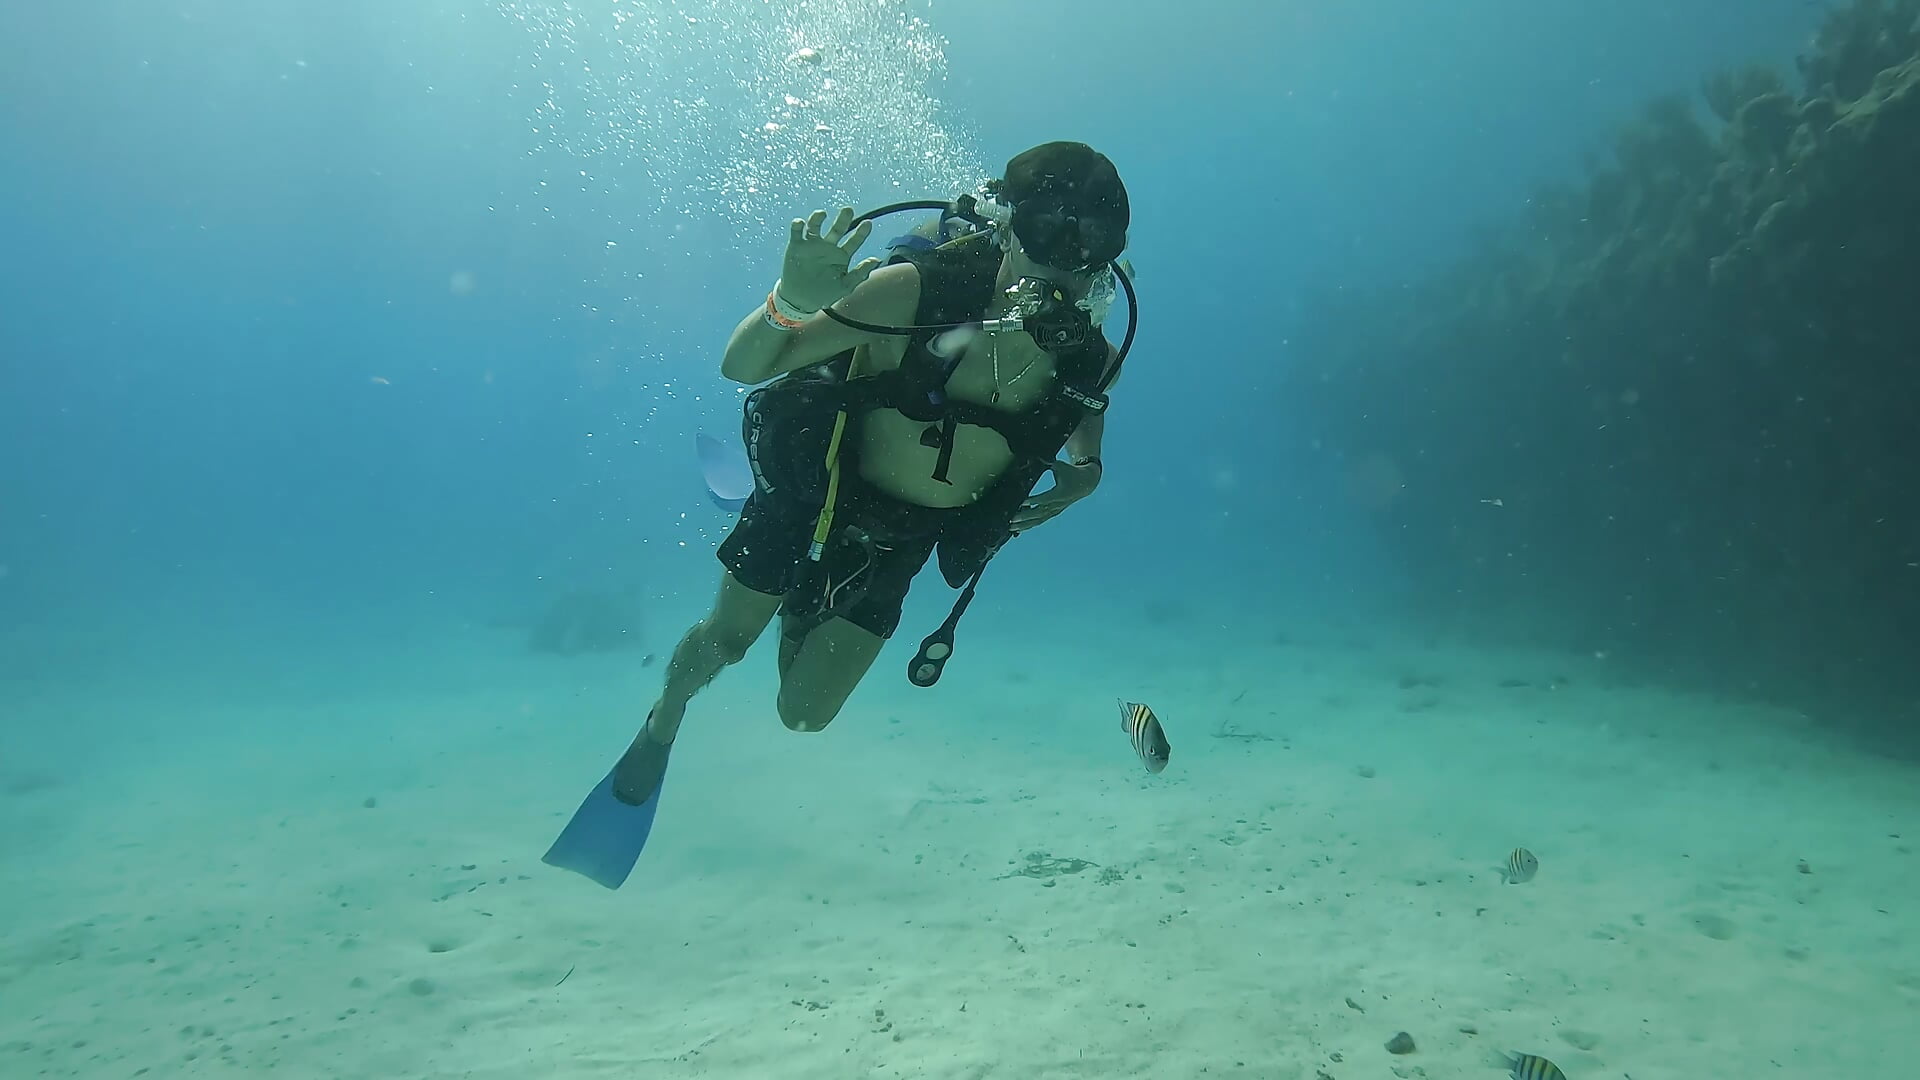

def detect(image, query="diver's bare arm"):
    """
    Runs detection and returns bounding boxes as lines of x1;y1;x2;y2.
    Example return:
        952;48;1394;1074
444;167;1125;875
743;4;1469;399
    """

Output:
1062;412;1105;487
718;263;919;384
1059;346;1120;479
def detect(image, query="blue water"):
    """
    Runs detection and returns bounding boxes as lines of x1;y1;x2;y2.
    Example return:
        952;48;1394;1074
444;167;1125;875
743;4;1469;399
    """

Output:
0;1;1821;673
2;2;1896;1077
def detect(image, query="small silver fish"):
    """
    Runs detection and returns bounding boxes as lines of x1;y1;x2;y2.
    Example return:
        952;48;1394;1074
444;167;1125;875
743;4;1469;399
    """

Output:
1502;1051;1567;1080
1502;847;1539;884
1117;699;1171;774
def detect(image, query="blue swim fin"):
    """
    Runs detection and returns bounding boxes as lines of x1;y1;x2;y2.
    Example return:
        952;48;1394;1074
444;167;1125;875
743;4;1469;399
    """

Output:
541;769;665;890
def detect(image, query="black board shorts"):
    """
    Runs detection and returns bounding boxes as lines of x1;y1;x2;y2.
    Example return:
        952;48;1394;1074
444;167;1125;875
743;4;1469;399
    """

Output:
717;480;955;639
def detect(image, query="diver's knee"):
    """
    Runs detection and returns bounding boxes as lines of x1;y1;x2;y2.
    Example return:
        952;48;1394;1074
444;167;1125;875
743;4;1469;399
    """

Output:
776;691;838;733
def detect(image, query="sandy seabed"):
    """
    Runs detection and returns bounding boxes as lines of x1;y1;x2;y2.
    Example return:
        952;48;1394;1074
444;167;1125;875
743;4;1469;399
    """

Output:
3;614;1915;1079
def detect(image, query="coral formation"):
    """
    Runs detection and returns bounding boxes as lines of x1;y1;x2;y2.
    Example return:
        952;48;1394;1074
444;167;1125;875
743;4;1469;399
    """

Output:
1285;0;1920;724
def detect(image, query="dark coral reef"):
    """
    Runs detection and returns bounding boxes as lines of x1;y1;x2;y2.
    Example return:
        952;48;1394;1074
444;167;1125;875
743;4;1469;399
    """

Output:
1286;0;1920;732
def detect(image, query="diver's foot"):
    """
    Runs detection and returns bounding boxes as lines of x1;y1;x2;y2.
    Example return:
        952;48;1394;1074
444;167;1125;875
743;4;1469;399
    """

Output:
611;710;675;805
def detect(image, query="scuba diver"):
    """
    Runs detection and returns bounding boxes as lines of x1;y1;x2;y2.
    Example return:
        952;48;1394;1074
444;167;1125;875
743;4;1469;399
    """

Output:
543;142;1137;888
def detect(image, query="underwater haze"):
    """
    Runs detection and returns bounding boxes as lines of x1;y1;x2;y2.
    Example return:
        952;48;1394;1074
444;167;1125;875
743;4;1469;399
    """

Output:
3;1;1917;1077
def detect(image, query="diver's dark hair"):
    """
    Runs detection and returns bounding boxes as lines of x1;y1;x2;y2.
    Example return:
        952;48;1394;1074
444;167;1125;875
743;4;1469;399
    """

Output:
999;142;1130;227
992;141;1128;269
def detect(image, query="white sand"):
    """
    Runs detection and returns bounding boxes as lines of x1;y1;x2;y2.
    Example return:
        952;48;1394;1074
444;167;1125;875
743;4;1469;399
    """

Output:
3;613;1916;1078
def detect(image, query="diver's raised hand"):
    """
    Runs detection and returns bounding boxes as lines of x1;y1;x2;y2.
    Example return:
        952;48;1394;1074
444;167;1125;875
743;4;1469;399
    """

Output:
776;207;882;313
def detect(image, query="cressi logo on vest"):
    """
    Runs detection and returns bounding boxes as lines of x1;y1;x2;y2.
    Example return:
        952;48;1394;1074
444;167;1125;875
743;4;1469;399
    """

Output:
1057;384;1109;412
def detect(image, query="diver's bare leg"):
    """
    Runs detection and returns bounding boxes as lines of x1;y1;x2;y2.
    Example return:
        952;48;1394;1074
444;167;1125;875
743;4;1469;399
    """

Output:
773;616;885;732
611;574;778;801
650;572;780;740
776;608;807;678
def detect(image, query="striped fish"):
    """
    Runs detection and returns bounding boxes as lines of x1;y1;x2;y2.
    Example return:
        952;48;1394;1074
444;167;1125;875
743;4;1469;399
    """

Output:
1502;847;1539;884
1503;1051;1567;1080
1117;700;1171;774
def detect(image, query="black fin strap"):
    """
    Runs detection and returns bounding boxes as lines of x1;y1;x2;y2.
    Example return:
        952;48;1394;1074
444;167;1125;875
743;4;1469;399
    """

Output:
908;565;984;687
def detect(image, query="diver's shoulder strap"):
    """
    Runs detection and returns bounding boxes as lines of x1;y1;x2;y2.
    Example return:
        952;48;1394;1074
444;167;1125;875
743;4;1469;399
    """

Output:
889;232;1000;337
1048;340;1119;417
866;233;999;405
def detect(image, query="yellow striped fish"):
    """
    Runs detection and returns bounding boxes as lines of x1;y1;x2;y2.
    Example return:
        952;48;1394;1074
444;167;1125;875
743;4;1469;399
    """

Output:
1116;700;1171;774
1502;1051;1567;1080
1502;847;1539;884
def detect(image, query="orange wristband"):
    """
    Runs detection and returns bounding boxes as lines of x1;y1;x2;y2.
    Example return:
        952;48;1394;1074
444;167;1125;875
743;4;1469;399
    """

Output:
764;289;807;331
